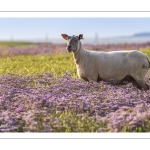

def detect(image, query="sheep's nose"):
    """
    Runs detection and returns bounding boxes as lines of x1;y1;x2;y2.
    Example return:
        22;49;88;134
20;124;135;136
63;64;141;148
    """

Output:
67;45;72;49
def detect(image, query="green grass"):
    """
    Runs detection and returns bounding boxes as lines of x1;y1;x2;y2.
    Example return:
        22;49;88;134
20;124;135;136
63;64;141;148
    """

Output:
0;41;34;48
34;111;107;132
0;49;149;77
0;54;77;77
140;48;150;57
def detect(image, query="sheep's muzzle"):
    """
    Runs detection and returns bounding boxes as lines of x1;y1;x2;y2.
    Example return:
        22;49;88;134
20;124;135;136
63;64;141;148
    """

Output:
66;46;73;52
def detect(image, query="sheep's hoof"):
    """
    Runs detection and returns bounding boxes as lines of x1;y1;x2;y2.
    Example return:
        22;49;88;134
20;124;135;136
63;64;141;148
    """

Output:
142;84;149;91
88;80;96;84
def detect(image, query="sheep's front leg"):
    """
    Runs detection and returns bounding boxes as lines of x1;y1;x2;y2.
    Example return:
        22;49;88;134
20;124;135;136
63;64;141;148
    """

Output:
88;79;97;84
87;73;103;84
87;76;98;84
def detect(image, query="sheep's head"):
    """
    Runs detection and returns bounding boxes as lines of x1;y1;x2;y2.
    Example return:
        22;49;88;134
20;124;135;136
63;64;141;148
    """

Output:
61;34;84;52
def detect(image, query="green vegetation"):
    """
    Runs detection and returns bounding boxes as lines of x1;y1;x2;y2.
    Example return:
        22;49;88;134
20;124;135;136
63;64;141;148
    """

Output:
0;49;149;77
0;41;34;47
34;111;106;132
140;48;150;57
0;54;77;77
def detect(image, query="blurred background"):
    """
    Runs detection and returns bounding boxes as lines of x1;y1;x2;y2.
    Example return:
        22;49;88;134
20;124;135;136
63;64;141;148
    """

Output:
0;18;150;44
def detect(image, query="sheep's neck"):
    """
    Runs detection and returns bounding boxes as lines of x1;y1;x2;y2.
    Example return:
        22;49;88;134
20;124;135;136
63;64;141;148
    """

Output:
73;44;87;65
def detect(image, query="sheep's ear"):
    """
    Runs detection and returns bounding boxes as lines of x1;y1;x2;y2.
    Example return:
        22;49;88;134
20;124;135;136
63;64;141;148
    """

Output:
79;34;84;40
61;34;68;40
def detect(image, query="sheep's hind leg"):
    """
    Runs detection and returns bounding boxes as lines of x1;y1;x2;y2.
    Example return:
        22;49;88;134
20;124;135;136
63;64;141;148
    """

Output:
121;75;148;90
133;78;149;90
125;75;142;89
120;75;138;86
120;75;133;85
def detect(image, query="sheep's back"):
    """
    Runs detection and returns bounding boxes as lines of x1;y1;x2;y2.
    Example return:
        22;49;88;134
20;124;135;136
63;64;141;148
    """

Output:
87;50;148;81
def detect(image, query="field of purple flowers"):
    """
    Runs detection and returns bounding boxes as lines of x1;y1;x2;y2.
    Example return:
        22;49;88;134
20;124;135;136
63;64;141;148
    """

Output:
0;42;150;132
1;42;150;56
0;73;150;132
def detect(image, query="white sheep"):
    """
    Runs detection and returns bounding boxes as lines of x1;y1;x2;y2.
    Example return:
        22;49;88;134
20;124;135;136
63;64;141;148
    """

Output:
61;34;150;90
